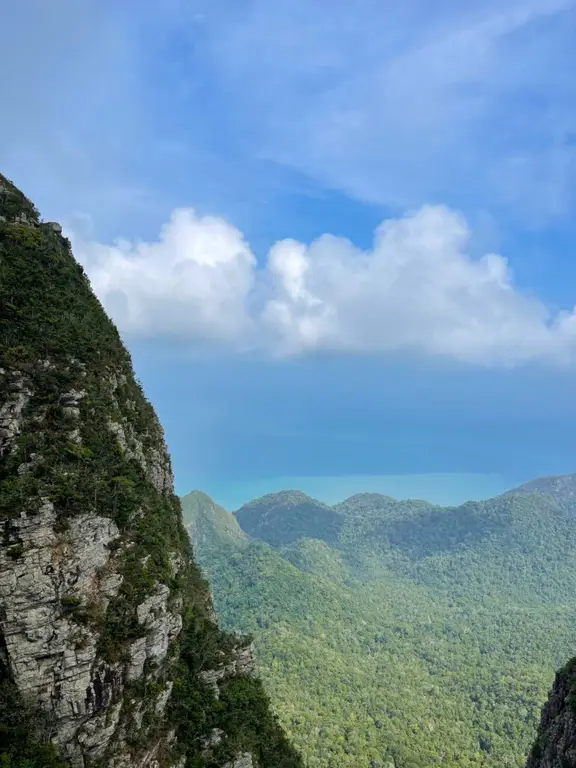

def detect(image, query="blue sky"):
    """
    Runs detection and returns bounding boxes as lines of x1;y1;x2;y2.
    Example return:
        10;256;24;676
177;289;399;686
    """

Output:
3;0;576;505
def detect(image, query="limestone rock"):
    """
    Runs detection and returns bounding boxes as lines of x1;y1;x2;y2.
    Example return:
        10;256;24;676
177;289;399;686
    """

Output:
0;502;124;765
200;728;224;750
0;171;302;768
198;641;256;699
527;660;576;767
126;584;182;682
224;753;254;768
0;375;32;456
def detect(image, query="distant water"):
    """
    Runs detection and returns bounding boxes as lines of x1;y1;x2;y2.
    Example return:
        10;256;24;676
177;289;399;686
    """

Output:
196;473;520;511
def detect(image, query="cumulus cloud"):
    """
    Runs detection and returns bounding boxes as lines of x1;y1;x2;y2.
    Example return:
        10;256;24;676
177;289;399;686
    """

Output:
74;208;256;343
73;204;576;366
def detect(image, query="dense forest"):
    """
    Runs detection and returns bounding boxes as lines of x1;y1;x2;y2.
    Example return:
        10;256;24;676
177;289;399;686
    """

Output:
182;481;576;767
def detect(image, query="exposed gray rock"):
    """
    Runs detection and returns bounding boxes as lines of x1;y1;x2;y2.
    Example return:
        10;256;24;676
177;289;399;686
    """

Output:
14;212;35;225
68;427;82;444
0;174;301;767
169;551;185;576
107;413;173;496
0;503;123;766
526;661;576;767
108;418;129;452
137;583;183;667
232;642;257;676
155;680;174;716
198;642;256;698
200;728;224;750
0;365;223;766
224;753;254;768
0;375;32;456
75;699;123;762
145;446;173;495
60;389;86;420
126;584;183;683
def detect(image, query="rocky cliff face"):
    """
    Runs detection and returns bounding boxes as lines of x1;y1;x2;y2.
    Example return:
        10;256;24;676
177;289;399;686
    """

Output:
527;659;576;768
0;173;302;768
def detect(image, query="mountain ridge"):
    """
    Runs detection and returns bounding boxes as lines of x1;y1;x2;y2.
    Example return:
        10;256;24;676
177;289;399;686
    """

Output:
181;490;249;551
185;481;576;766
506;474;576;513
235;490;342;547
231;483;573;564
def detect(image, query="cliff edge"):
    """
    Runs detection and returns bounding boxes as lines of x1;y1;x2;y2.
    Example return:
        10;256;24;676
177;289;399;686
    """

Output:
527;658;576;768
0;173;302;768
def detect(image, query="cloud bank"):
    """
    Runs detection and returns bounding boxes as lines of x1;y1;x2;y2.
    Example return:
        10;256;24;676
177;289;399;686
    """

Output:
73;205;576;366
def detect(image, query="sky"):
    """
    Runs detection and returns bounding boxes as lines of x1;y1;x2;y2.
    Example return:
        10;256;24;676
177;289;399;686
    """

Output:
2;0;576;505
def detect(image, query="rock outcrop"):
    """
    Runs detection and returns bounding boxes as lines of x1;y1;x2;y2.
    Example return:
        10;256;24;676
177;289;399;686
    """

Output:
526;658;576;768
0;172;302;767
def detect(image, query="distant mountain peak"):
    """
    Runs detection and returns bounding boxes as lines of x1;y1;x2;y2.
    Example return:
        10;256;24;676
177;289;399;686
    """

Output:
235;490;341;547
506;473;576;512
244;489;330;508
182;471;576;768
339;492;398;505
181;488;218;505
181;490;248;549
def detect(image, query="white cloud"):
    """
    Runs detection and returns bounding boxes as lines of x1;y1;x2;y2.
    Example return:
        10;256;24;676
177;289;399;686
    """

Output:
73;204;576;366
74;208;256;343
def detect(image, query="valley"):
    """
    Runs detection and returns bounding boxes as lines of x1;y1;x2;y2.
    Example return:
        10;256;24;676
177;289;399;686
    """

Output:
182;480;576;767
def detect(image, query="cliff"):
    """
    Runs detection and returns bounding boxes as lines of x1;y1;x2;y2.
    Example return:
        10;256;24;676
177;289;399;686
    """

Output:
527;659;576;768
0;173;302;768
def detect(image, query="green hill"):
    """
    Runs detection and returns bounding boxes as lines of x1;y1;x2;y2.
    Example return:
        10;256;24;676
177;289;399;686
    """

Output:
185;484;576;767
181;489;249;551
236;490;343;546
506;473;576;514
236;488;576;602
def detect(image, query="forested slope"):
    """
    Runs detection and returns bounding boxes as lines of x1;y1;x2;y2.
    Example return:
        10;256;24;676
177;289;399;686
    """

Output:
183;486;576;767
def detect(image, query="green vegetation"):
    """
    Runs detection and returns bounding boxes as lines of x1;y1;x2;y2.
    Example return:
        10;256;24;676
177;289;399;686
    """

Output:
0;173;302;767
183;483;576;767
4;168;573;767
236;490;342;546
170;620;300;767
183;489;249;551
0;682;67;767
